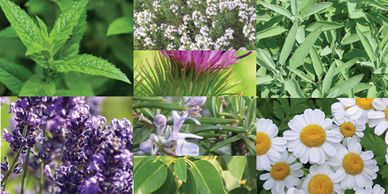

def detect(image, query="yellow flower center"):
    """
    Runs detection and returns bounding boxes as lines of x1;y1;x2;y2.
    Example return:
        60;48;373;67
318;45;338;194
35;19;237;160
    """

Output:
343;152;364;175
300;124;326;147
339;122;356;137
385;107;388;121
270;162;291;180
256;132;271;155
355;98;373;110
308;174;334;194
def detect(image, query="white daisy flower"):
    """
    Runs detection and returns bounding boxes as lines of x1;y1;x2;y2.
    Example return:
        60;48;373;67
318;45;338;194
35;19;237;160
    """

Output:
283;109;343;164
332;117;365;145
286;187;304;194
256;118;287;170
368;98;388;144
331;98;375;125
355;184;386;194
302;164;343;194
329;141;378;190
259;152;303;194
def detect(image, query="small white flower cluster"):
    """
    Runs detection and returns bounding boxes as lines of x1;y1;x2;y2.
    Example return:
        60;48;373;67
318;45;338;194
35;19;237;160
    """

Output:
257;98;388;194
134;0;255;50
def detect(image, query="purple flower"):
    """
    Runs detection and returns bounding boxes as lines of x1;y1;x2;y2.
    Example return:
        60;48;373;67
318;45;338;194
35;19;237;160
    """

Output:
161;50;251;73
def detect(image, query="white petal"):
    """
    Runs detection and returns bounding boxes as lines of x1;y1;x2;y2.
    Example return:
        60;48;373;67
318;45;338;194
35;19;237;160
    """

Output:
309;148;320;163
368;111;385;119
375;121;388;135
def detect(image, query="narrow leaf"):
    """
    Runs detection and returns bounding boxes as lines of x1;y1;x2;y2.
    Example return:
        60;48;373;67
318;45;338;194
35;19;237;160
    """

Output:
306;21;343;32
356;25;377;62
322;62;336;95
284;79;305;97
54;54;130;84
259;2;292;19
289;26;322;68
174;158;187;182
327;74;364;97
279;22;298;66
287;67;314;84
309;47;323;80
301;2;332;17
256;26;286;40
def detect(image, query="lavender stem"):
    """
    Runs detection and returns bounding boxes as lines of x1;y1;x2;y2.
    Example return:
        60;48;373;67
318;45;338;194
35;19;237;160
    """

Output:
21;149;30;194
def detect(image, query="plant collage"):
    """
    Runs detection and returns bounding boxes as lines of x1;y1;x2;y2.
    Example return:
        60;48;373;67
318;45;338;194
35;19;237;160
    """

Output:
0;0;387;194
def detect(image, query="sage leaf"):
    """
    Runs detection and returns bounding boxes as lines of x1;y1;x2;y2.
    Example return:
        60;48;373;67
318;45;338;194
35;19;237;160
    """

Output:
279;22;298;66
356;25;377;62
284;79;305;98
258;2;292;19
289;26;322;68
301;2;332;18
256;26;286;40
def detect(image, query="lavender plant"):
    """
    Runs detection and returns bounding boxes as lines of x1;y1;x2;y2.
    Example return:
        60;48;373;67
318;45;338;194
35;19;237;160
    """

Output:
256;0;387;98
134;0;255;50
0;97;133;194
133;96;256;156
135;50;253;96
0;0;132;96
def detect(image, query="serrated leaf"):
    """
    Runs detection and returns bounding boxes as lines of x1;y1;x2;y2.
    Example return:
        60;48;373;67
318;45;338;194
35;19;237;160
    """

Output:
301;2;332;17
191;160;226;194
279;22;298;66
289;26;322;68
64;73;94;96
356;25;377;62
259;2;292;19
0;58;32;93
0;0;44;55
284;79;305;97
54;54;130;84
57;11;86;58
107;16;133;36
50;0;89;54
174;158;187;182
256;26;286;40
19;75;56;96
327;74;364;97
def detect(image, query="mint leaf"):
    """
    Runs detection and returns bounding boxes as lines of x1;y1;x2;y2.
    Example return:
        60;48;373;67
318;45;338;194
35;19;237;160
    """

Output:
0;26;17;38
0;0;44;55
54;54;130;84
107;16;133;36
19;75;56;96
50;0;89;54
0;58;32;93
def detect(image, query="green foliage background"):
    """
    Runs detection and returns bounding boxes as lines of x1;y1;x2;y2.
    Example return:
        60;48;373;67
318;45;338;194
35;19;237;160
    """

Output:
256;98;388;193
0;0;134;96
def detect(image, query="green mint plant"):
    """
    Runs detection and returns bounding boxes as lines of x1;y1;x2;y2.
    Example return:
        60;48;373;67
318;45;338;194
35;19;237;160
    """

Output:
134;156;257;194
0;0;130;96
256;0;387;98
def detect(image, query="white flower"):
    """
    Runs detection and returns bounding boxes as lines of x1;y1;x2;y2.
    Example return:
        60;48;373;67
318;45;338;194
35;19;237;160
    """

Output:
332;98;375;124
329;141;378;190
283;109;343;164
256;118;287;171
355;184;386;194
368;98;388;143
332;117;365;145
259;152;303;194
302;164;343;194
286;187;304;194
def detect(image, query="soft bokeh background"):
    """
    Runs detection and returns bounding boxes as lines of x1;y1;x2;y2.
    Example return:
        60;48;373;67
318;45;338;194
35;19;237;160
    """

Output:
0;97;132;193
0;0;133;96
134;51;256;96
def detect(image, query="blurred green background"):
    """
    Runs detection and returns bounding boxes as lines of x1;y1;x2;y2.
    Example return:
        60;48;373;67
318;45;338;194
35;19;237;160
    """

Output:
0;0;134;96
0;97;132;193
134;51;256;96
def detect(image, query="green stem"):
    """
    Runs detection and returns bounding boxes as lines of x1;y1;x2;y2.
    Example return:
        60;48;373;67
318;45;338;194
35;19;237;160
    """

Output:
39;162;44;194
21;149;30;194
1;146;23;188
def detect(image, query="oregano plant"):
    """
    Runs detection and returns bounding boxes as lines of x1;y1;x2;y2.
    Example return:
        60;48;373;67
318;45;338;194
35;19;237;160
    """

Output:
0;0;131;96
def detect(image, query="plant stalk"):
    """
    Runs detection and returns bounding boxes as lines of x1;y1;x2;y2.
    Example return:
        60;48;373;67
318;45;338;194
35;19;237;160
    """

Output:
21;149;30;194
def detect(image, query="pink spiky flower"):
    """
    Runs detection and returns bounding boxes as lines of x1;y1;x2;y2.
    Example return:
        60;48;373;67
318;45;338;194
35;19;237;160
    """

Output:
161;50;251;73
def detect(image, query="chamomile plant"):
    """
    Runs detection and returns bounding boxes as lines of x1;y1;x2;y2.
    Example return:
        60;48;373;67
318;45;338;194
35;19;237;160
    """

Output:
256;98;388;194
256;0;388;98
0;0;132;96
